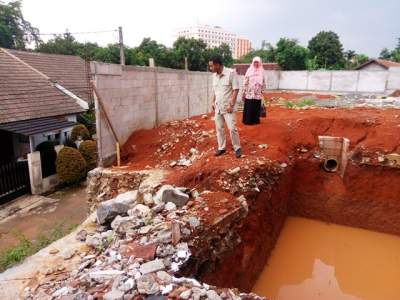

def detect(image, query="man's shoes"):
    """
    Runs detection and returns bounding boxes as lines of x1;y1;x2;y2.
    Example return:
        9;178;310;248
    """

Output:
235;148;242;158
214;149;226;156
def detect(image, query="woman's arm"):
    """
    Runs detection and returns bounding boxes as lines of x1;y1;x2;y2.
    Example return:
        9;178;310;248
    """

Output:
242;76;249;99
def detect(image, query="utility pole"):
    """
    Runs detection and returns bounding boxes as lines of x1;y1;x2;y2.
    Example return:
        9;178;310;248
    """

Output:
118;26;125;66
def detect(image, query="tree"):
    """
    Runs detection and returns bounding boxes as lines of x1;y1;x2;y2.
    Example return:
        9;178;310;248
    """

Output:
172;37;208;71
308;31;345;69
379;48;392;60
36;32;80;55
275;38;307;70
207;43;233;67
0;0;40;49
355;54;369;66
379;38;400;62
236;47;276;64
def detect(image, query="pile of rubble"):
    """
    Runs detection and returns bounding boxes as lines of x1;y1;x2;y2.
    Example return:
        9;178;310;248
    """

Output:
25;181;264;300
153;118;214;169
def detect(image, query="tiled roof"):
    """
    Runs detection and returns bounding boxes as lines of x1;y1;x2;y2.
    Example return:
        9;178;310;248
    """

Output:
7;49;92;101
355;59;400;70
0;49;86;124
376;59;400;68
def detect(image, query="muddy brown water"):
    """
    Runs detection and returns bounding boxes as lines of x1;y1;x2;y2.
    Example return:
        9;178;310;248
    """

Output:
252;216;400;300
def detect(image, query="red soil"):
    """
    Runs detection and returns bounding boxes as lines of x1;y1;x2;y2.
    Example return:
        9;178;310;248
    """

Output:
121;105;400;291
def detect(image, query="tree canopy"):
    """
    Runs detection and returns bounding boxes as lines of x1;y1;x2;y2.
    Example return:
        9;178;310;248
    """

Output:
379;38;400;62
275;38;308;70
308;31;345;69
0;0;40;49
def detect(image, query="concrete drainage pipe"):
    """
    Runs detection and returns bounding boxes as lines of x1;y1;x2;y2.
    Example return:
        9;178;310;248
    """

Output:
323;158;339;172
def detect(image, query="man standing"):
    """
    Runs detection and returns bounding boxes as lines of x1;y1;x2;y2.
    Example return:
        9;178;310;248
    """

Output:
211;56;242;158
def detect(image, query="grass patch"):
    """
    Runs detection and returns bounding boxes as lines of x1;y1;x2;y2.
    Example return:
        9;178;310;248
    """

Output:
0;223;77;272
285;99;316;109
298;98;316;107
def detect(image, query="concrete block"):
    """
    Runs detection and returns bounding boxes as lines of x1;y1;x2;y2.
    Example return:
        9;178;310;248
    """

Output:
278;71;308;90
331;71;358;92
357;71;387;92
307;71;331;91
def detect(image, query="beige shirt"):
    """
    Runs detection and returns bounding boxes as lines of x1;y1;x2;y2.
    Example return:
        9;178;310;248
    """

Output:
213;67;239;114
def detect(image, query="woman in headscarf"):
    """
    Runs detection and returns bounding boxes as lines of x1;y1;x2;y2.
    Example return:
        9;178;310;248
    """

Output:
242;57;266;125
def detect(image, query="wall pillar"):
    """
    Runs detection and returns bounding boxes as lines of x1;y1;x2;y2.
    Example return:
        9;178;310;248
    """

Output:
27;151;43;195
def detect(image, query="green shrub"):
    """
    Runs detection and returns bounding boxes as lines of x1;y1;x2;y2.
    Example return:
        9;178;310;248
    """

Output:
70;124;90;142
79;140;98;171
298;98;316;107
56;147;86;184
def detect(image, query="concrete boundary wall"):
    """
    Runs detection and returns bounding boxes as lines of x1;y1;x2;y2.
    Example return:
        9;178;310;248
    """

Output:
91;62;212;164
265;68;400;93
92;62;400;165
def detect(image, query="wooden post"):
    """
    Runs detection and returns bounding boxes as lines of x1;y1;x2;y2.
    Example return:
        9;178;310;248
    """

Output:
119;26;125;66
116;142;121;167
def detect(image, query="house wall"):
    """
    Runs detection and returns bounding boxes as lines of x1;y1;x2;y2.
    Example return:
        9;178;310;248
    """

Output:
91;62;213;165
358;63;387;71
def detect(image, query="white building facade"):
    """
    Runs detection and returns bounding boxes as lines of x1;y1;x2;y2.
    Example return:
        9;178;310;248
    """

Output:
176;25;237;55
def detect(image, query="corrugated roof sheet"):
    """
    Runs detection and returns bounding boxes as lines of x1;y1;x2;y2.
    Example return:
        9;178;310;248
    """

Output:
0;117;76;135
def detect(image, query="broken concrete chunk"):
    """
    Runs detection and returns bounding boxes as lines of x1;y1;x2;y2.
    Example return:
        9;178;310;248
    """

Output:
111;215;137;233
180;289;192;299
156;271;172;284
165;202;177;211
128;204;152;218
60;248;75;260
152;203;165;213
96;198;131;225
143;193;155;206
89;270;124;281
86;233;103;248
161;189;189;207
206;290;222;300
115;190;139;206
104;289;125;300
76;229;87;242
188;216;200;228
153;185;174;203
226;167;240;175
140;259;165;274
137;274;160;294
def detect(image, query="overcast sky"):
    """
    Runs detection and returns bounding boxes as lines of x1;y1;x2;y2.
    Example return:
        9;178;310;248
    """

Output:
21;0;399;57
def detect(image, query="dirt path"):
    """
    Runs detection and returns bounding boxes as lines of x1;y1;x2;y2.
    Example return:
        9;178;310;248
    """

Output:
0;184;88;252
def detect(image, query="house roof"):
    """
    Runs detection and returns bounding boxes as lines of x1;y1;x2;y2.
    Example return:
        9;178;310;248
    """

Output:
0;117;76;135
0;48;86;124
355;59;400;70
6;49;92;101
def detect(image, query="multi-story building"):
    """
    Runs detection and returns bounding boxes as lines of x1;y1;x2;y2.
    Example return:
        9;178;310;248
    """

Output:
234;37;252;59
176;25;245;58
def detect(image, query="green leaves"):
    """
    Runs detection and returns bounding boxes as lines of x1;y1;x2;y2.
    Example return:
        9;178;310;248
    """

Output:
0;0;40;49
276;38;308;70
307;31;345;69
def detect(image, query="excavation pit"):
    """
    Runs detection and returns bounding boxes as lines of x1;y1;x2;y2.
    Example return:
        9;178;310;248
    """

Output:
119;105;400;299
